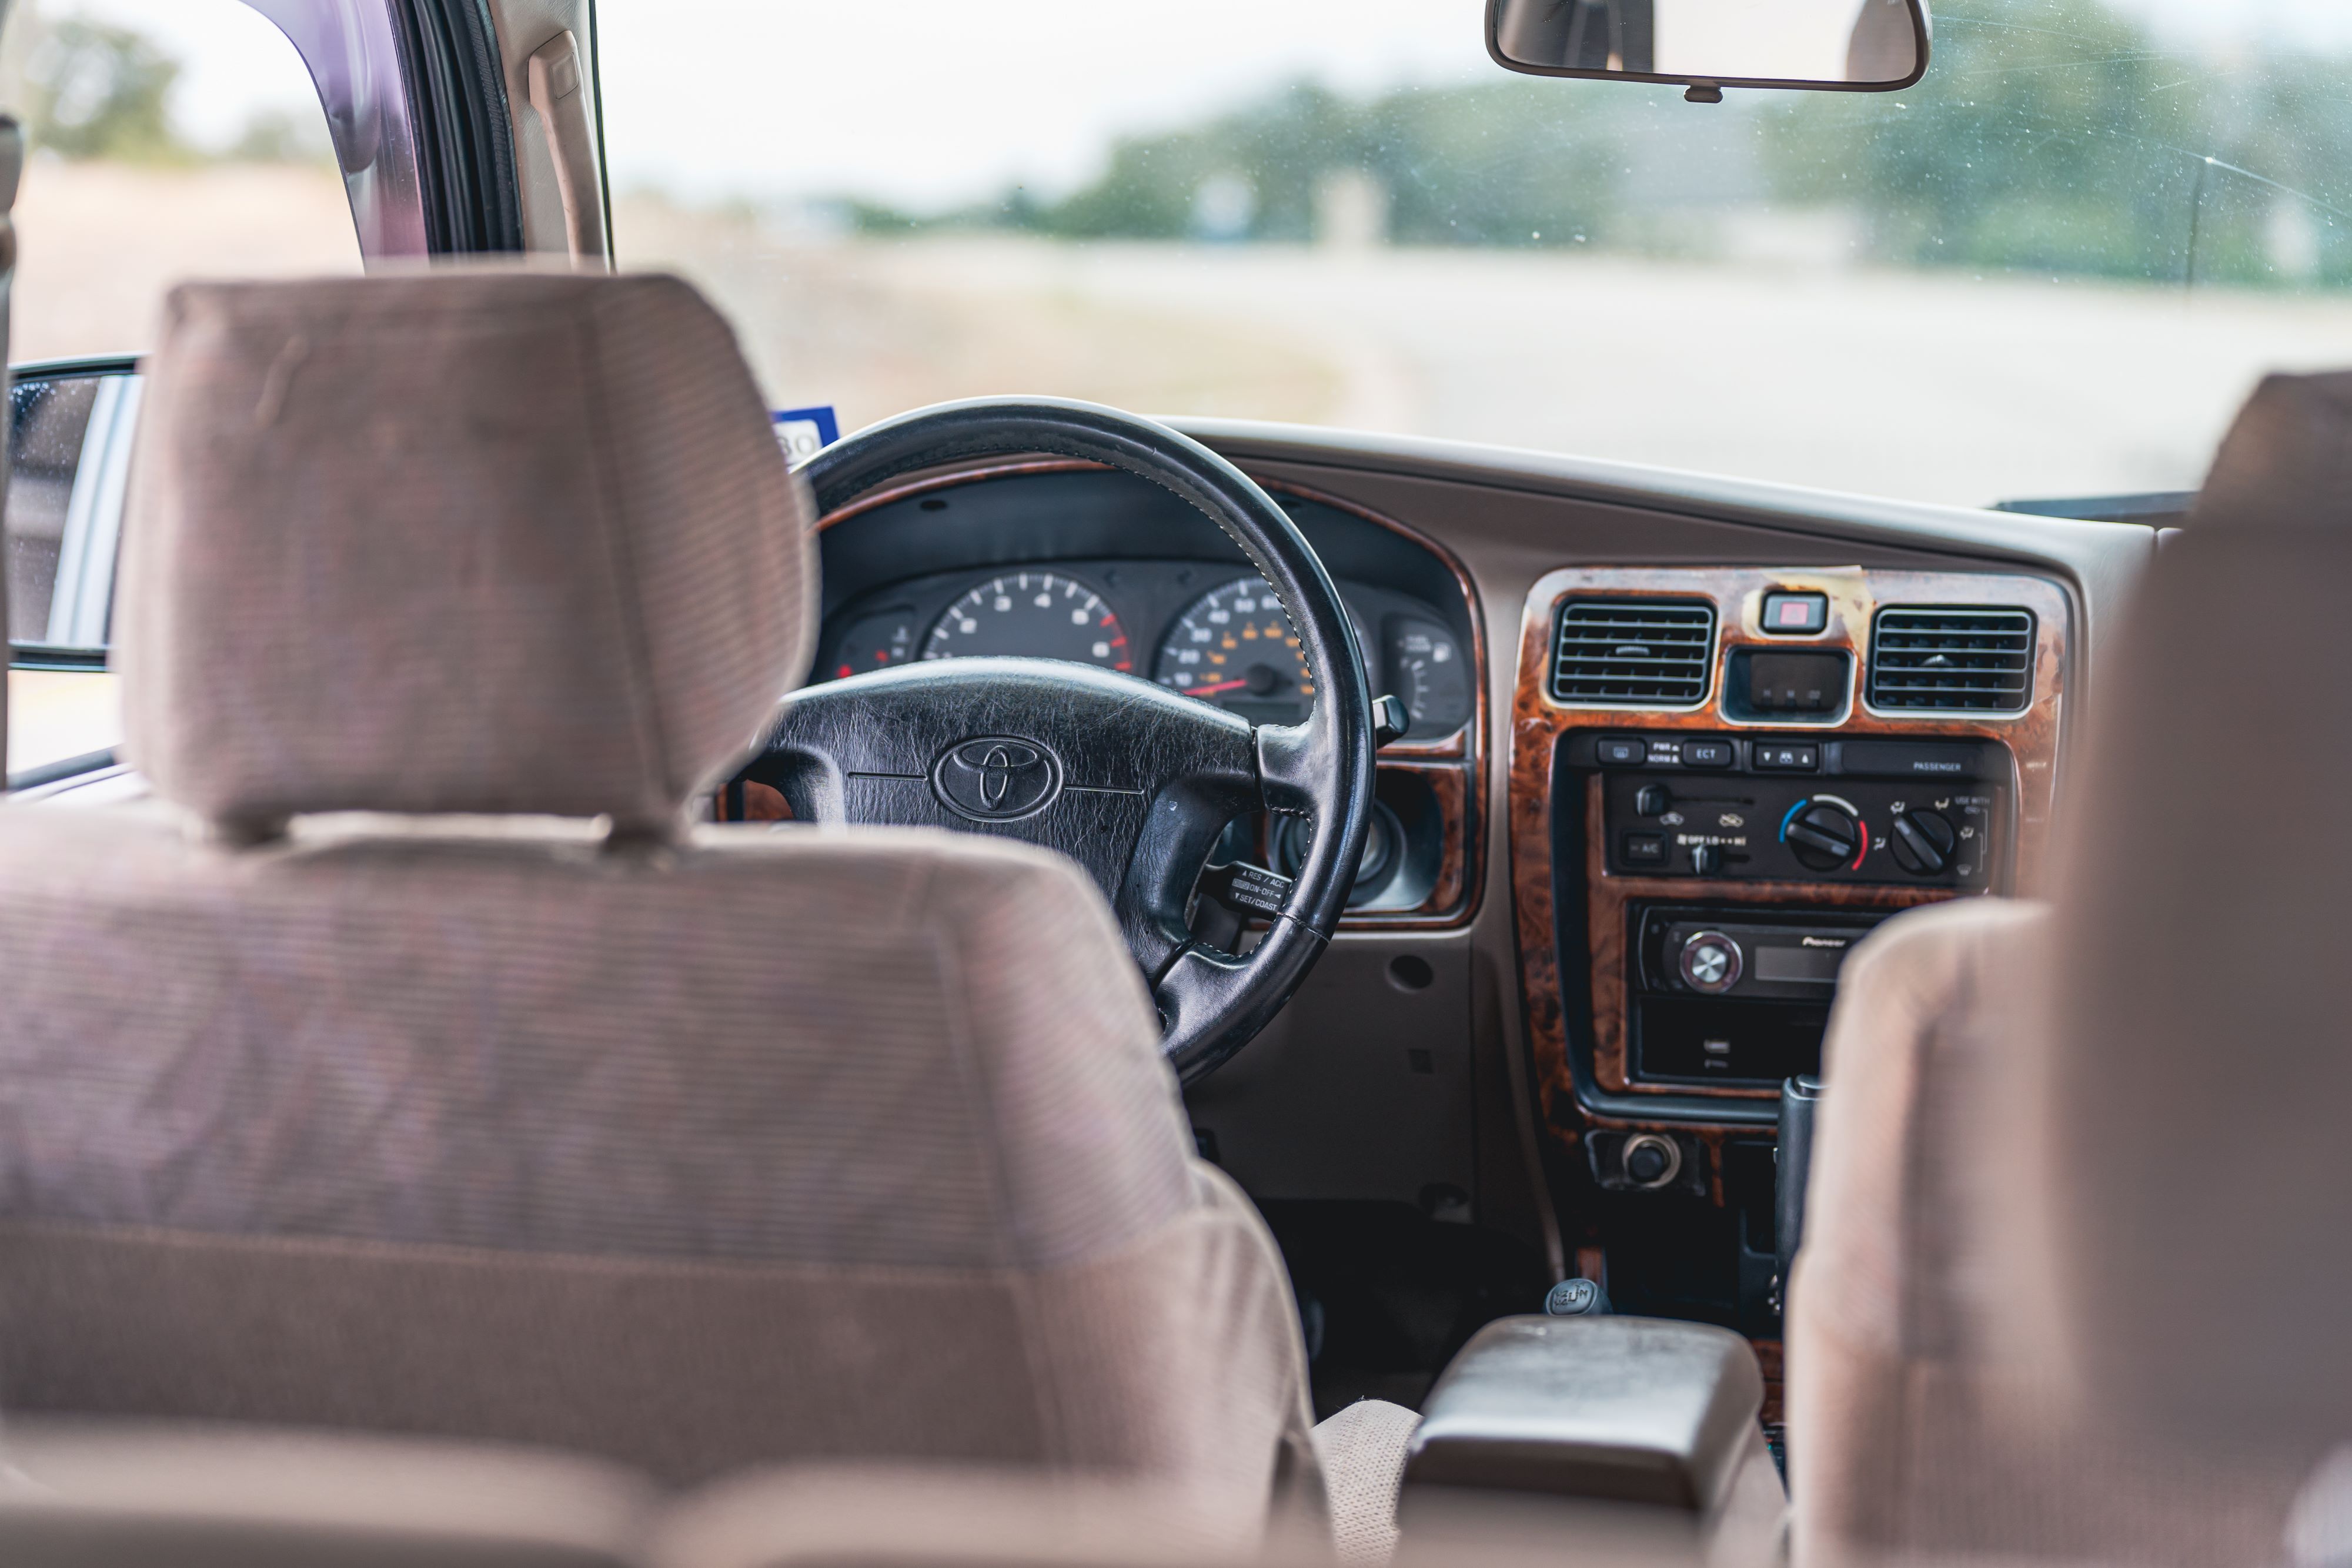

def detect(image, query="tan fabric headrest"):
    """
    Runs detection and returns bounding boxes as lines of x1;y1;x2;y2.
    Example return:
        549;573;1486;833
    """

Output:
2191;370;2352;530
115;272;816;835
2028;379;2352;1450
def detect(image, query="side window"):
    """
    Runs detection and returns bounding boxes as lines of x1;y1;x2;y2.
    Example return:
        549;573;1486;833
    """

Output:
1;0;360;781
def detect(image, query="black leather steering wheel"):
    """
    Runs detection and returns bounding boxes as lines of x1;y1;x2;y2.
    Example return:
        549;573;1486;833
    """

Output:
744;397;1377;1082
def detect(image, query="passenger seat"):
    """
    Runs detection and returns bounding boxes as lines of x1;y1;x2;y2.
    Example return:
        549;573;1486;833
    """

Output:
1786;370;2352;1568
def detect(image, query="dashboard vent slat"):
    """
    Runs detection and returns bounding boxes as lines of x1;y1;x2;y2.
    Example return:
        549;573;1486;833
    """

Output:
1552;599;1717;706
1867;607;2035;713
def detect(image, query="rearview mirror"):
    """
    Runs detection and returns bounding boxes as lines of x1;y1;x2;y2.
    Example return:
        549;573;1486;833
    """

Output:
1488;0;1927;99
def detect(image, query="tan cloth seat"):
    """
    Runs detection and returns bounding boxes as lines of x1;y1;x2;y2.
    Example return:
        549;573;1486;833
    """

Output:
1312;1403;1422;1564
0;1419;656;1568
649;1462;1712;1568
2013;376;2352;1526
1787;899;2301;1568
1788;370;2352;1568
0;273;1412;1551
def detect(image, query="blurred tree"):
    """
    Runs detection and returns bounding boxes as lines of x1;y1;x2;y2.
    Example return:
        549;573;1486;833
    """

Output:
1011;76;1623;249
21;15;189;162
835;0;2352;289
1761;0;2352;287
229;107;332;165
1365;80;1623;248
1038;81;1361;242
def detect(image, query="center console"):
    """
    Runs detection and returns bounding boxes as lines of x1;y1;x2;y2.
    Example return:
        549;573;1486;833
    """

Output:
1508;564;2068;1337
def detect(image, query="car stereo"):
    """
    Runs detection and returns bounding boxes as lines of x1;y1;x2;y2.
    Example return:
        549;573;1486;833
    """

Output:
1629;906;1894;1085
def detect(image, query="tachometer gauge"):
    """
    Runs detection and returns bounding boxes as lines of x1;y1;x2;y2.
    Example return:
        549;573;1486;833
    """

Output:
923;571;1131;671
1154;577;1313;723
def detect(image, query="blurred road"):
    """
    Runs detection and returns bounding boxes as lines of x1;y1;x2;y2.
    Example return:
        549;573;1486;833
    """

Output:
861;237;2352;507
22;164;2352;510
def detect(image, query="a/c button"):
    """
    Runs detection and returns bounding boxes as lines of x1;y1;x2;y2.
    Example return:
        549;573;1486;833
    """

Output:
1621;833;1669;866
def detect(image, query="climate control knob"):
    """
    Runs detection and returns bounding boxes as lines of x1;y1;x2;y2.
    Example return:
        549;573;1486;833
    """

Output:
1785;800;1863;872
1889;810;1957;875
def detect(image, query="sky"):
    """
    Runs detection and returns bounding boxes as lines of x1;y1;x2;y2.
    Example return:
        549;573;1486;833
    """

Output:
25;0;2352;208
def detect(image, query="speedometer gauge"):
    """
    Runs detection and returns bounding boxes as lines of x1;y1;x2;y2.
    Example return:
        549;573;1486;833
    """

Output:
922;571;1131;671
1154;577;1313;723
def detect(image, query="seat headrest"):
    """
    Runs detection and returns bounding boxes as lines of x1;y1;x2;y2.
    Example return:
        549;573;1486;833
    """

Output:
2190;370;2352;530
115;272;816;836
2027;377;2352;1449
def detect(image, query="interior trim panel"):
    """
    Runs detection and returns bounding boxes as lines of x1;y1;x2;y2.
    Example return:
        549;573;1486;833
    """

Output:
1508;566;2069;1139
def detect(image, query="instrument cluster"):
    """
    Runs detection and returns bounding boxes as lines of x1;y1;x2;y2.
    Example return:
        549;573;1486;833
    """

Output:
822;559;1474;738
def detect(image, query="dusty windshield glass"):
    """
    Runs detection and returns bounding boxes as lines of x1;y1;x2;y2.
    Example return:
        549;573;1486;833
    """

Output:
600;0;2352;509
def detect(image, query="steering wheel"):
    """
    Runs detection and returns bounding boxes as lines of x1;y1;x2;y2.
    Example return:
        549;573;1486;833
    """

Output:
744;398;1377;1082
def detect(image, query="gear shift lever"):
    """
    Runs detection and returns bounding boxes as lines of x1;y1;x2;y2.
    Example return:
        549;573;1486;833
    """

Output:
1775;1075;1822;1314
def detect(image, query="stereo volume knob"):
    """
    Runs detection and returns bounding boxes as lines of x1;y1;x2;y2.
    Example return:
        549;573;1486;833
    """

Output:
1889;810;1957;875
1785;800;1862;872
1679;930;1744;994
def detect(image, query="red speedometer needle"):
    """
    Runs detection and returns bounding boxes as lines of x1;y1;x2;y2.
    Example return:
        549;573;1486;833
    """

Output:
1185;678;1251;697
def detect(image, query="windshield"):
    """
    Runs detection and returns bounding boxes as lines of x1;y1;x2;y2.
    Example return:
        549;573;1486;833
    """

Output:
602;0;2352;510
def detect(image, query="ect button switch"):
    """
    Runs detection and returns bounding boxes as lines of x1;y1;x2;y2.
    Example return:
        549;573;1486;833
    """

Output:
1683;740;1733;768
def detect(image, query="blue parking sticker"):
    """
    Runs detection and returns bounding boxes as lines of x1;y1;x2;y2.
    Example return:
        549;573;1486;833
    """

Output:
773;405;840;462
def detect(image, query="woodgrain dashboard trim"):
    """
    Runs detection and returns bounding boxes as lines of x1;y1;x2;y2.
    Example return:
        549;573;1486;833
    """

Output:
1509;566;2069;1135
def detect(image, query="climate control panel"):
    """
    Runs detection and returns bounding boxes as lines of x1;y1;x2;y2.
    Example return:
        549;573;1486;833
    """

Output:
1582;731;2005;890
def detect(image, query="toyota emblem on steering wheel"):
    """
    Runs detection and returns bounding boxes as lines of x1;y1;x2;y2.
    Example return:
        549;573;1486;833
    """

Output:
933;737;1064;823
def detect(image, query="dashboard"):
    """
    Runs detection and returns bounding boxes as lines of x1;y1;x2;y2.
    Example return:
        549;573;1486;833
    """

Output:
770;432;2109;1355
795;462;1487;924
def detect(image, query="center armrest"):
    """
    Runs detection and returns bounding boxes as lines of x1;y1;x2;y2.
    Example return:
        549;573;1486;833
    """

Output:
1401;1315;1768;1514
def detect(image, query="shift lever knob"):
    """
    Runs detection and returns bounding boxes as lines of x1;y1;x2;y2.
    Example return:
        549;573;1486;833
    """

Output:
1544;1278;1613;1316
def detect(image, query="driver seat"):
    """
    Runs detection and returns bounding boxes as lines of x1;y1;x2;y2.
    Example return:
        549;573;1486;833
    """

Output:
0;274;1409;1551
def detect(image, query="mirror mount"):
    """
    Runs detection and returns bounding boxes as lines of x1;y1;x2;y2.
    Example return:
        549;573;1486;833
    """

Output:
1487;0;1930;96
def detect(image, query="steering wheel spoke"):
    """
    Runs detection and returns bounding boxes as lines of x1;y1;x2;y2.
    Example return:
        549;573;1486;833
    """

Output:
1115;758;1258;984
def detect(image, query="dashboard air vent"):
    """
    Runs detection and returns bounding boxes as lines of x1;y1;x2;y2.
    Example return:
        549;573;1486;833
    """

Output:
1867;607;2035;713
1552;599;1717;706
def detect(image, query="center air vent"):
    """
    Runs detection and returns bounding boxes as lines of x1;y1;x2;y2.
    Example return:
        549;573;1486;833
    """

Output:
1867;607;2035;713
1552;599;1717;706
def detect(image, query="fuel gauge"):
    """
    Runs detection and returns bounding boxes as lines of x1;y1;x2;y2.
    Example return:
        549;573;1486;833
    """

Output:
1382;616;1471;737
827;606;918;680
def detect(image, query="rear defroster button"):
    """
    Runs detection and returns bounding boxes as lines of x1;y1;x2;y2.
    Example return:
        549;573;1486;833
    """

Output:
1678;930;1745;994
